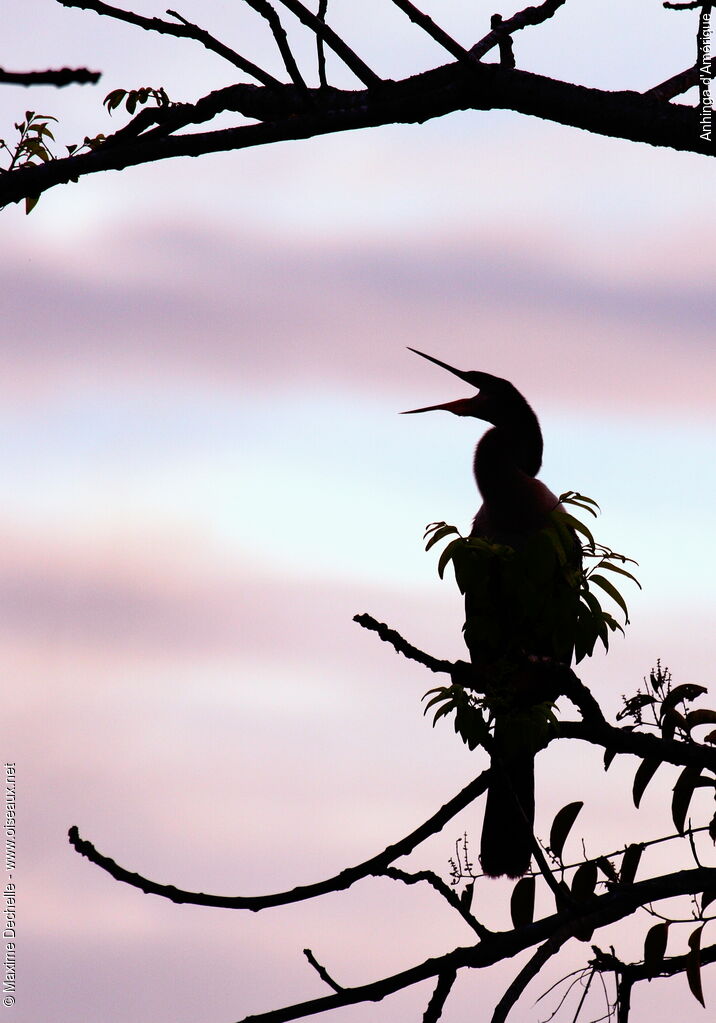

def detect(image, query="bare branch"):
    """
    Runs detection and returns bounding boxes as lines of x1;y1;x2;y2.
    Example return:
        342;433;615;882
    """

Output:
471;0;568;60
491;933;569;1023
303;949;343;992
592;940;716;984
380;865;491;939
231;866;716;1023
388;0;478;65
646;63;700;100
55;0;281;85
316;0;328;89
353;612;468;679
423;969;457;1023
560;718;716;773
272;0;381;87
2;55;707;211
239;0;308;92
0;66;101;87
491;15;516;69
67;771;490;908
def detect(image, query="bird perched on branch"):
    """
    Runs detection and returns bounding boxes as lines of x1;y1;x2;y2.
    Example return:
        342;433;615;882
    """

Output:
404;348;581;878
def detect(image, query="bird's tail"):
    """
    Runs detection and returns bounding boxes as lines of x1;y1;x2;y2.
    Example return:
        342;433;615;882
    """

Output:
480;748;535;879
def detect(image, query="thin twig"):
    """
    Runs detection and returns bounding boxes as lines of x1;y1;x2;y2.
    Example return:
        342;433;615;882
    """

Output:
240;0;309;92
380;865;491;939
0;66;101;87
56;0;280;85
471;0;568;60
570;966;594;1021
67;772;490;908
316;0;328;88
491;934;570;1023
645;63;699;100
228;866;716;1022
303;949;343;992
388;0;479;65
353;612;468;679
272;0;381;87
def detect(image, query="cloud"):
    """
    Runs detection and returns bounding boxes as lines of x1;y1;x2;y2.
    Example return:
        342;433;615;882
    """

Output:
2;219;715;416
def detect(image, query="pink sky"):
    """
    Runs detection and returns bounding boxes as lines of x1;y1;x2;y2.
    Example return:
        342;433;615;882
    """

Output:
3;3;716;1021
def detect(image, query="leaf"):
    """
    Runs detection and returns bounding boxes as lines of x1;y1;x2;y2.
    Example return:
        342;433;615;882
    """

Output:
632;757;661;808
424;524;458;551
710;811;716;843
549;801;583;859
671;765;702;835
661;707;685;741
553;509;596;549
684;709;716;732
603;747;617;771
559;491;601;514
422;692;449;713
589;573;630;622
103;88;127;112
660;684;708;718
619;843;644;885
437;538;461;580
596;560;642;588
510;876;535;928
706;730;716;746
596;856;618;882
431;703;453;725
571;861;598;901
643;921;669;971
618;694;656;720
686;924;706;1006
24;194;39;215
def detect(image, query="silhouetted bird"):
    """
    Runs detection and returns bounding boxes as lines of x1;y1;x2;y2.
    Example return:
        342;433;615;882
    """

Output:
404;348;580;878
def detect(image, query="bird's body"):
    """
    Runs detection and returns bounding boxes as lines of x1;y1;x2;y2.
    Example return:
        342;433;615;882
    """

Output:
405;349;580;878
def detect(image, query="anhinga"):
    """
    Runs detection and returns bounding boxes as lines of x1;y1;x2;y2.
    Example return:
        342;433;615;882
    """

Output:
404;348;578;878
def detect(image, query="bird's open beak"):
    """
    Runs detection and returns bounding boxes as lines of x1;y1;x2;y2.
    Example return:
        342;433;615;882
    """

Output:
402;348;480;415
406;347;474;384
401;398;476;416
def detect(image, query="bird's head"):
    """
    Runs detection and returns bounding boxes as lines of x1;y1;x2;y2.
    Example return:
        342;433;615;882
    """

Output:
401;348;520;427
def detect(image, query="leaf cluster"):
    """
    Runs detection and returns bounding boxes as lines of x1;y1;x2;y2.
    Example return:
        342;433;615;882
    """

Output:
425;494;639;673
0;111;58;212
103;85;170;116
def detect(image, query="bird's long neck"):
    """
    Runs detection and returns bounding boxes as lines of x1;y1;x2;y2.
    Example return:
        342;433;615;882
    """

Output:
473;402;543;500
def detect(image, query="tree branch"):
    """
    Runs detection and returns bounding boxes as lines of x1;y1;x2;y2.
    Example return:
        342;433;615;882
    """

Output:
233;866;716;1023
471;0;568;60
1;58;707;211
303;949;343;992
239;0;308;92
423;969;457;1023
0;66;101;87
388;0;479;65
67;771;490;908
353;612;468;680
55;0;281;84
645;63;700;101
380;865;491;939
490;932;569;1023
272;0;381;87
560;718;716;773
